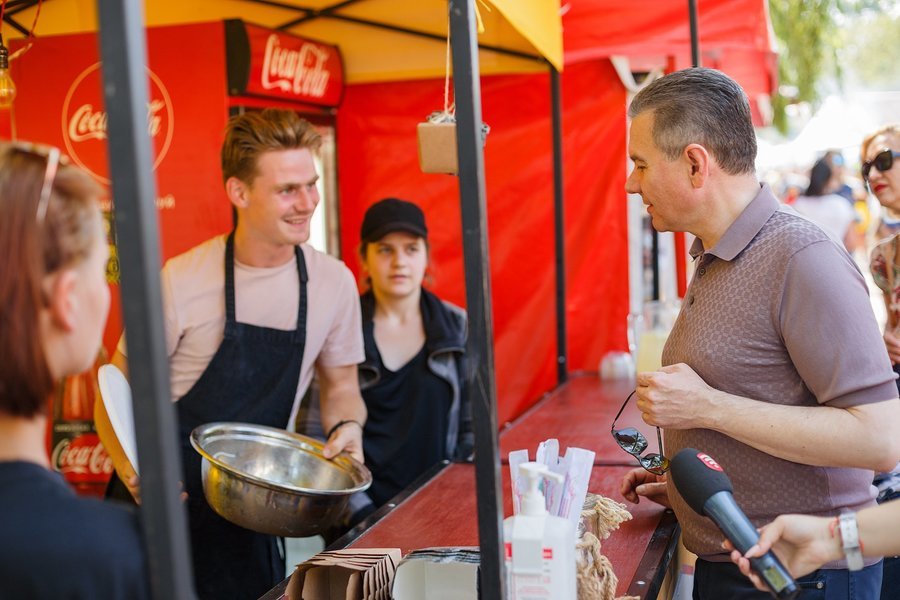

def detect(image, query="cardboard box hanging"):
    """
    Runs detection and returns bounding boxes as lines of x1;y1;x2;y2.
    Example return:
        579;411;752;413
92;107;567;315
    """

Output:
417;121;458;175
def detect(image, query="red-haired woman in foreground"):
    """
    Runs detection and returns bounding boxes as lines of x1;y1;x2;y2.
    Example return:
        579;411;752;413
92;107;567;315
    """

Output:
0;143;149;599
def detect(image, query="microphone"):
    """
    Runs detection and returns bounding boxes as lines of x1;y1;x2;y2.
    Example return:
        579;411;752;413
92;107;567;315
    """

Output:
670;448;799;600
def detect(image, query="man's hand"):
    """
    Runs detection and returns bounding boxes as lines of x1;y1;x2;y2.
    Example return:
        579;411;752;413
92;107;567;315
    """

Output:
636;363;718;430
323;420;364;464
620;468;671;508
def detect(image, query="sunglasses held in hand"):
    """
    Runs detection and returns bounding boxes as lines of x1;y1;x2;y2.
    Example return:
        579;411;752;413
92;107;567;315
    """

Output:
862;148;900;182
610;390;670;475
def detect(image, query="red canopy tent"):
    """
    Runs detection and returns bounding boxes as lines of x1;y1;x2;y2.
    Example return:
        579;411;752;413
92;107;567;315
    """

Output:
335;0;776;424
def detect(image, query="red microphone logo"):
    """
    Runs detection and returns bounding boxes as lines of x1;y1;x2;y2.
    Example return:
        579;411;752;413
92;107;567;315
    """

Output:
697;452;723;472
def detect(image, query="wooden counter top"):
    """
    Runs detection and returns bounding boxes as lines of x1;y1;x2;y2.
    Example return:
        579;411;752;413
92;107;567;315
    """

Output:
262;375;678;599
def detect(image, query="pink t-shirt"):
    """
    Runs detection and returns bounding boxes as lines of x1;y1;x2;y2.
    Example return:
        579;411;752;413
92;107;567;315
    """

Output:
119;235;364;429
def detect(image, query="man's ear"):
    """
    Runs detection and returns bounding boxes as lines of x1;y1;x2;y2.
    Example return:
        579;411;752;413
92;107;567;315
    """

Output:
225;176;250;209
46;270;78;332
684;143;710;187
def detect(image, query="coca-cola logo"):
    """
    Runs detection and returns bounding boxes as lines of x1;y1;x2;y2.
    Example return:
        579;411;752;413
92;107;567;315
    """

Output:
697;452;724;472
51;434;114;480
261;34;331;98
61;62;174;185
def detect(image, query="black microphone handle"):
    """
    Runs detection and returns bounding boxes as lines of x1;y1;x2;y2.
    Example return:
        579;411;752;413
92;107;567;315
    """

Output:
704;492;800;600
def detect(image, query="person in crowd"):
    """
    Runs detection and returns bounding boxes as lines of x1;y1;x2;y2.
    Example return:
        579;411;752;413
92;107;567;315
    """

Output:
727;501;900;593
618;68;900;599
859;123;900;599
351;198;473;520
0;143;150;598
792;153;861;251
824;150;857;205
96;109;367;600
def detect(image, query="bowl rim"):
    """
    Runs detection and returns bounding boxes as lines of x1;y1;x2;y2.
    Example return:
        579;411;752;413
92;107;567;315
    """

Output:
190;421;372;496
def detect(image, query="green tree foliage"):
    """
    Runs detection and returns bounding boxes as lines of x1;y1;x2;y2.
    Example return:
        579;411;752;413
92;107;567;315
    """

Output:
844;11;900;90
767;0;894;132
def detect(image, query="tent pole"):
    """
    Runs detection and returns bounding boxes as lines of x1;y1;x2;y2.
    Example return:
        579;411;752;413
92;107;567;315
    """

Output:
96;1;196;598
551;65;567;385
448;1;506;598
689;0;700;67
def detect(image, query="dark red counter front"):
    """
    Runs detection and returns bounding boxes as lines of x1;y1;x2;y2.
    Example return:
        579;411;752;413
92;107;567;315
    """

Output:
263;375;678;599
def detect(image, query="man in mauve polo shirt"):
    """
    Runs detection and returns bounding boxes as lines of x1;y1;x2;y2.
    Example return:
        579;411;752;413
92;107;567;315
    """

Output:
619;68;900;599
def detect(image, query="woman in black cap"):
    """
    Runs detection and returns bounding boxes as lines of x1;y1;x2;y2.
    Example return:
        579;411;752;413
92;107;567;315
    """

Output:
349;197;473;520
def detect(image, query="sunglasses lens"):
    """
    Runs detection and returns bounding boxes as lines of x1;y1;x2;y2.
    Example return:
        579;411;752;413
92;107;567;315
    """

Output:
613;427;648;455
875;150;894;174
864;150;895;180
640;454;670;475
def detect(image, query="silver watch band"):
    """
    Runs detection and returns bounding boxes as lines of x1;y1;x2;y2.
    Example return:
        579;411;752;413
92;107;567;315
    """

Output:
838;512;864;571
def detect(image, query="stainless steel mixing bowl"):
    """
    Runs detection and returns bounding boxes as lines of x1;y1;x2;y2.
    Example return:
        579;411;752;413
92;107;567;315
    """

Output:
190;422;372;537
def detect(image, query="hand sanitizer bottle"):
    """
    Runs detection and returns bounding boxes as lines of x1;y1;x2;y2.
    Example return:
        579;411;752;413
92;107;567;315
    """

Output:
503;462;576;599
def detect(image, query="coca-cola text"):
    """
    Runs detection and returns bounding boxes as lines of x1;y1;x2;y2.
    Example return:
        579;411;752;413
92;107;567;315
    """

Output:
261;34;330;98
68;99;165;142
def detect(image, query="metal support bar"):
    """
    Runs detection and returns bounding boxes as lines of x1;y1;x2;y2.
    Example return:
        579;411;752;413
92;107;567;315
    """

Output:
276;0;363;29
688;0;700;67
96;1;196;598
550;65;567;385
651;227;660;301
448;0;506;598
0;12;29;37
3;0;39;12
249;0;542;65
241;0;308;11
327;13;542;63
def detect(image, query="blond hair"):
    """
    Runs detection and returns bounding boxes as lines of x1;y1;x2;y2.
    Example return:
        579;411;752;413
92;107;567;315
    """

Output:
220;108;322;185
861;124;900;164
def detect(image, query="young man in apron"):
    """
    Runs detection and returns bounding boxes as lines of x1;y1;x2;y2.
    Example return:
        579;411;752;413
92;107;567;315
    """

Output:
101;109;367;599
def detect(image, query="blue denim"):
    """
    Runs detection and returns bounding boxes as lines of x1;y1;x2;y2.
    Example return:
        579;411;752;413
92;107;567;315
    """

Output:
693;558;883;600
880;556;900;600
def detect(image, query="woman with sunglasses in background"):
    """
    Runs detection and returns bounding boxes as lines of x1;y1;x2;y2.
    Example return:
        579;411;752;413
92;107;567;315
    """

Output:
862;124;900;599
867;125;900;376
0;143;150;599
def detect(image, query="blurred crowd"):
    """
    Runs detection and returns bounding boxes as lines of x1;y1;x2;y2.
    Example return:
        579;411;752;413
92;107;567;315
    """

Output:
764;146;897;258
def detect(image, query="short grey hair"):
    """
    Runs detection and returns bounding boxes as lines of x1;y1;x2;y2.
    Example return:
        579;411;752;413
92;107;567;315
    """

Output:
628;67;757;175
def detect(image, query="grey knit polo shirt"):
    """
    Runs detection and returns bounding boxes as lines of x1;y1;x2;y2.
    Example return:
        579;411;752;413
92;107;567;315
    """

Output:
663;184;898;562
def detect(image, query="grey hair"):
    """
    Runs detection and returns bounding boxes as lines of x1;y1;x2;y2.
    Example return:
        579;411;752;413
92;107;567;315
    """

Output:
628;67;757;175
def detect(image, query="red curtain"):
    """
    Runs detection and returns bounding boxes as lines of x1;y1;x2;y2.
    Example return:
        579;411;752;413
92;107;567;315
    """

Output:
336;60;627;423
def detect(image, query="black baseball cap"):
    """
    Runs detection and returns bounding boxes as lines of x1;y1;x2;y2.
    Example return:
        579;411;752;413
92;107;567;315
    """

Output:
360;198;428;243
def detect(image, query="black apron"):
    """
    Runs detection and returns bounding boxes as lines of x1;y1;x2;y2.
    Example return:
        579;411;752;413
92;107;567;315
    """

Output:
177;233;308;600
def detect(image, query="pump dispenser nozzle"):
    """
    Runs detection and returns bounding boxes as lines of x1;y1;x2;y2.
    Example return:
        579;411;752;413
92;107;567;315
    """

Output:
518;462;564;516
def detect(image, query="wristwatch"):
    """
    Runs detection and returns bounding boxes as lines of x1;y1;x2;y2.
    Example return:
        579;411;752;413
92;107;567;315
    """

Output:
838;512;864;571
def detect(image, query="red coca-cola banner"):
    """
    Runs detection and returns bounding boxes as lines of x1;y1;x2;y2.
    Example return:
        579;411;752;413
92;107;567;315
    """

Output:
8;22;233;356
225;20;344;107
6;22;236;495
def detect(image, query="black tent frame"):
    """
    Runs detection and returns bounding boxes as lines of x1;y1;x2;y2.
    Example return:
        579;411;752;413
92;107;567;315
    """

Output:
92;0;699;597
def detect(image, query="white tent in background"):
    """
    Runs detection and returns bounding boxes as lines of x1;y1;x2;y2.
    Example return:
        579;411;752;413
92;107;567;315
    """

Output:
757;95;879;173
790;95;878;154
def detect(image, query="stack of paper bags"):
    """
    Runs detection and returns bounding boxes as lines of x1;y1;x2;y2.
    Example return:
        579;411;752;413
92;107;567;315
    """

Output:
286;548;402;600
